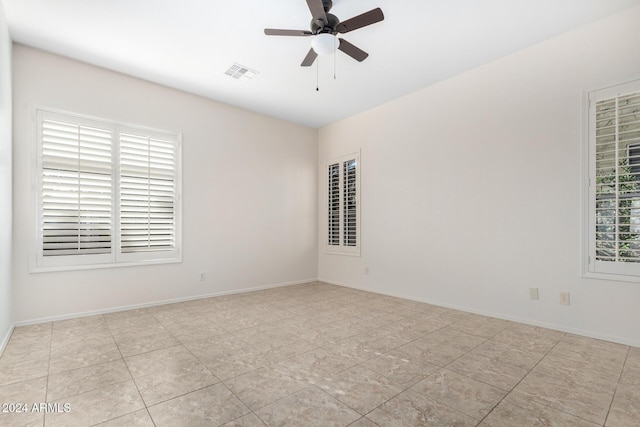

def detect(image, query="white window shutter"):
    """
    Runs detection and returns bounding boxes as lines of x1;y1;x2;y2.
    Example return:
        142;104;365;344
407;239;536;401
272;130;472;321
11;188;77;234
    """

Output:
328;162;341;247
119;131;177;255
40;115;113;258
343;158;358;247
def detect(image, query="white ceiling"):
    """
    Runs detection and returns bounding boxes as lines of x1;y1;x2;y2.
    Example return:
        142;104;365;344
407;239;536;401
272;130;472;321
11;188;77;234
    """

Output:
4;0;640;128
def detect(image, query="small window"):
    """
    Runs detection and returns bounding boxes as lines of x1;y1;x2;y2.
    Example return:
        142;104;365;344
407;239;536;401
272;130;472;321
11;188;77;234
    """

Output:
586;79;640;279
326;153;360;255
34;110;182;271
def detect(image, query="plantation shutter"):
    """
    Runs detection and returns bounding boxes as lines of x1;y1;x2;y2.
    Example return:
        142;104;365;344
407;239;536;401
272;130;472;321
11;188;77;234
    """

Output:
35;110;181;271
328;162;340;246
343;158;357;247
590;81;640;276
326;153;360;255
40;115;113;257
120;131;177;254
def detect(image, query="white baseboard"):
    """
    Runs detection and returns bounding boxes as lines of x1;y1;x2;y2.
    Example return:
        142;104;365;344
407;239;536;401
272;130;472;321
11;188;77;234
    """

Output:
15;275;637;349
14;277;318;327
0;323;14;358
319;278;640;348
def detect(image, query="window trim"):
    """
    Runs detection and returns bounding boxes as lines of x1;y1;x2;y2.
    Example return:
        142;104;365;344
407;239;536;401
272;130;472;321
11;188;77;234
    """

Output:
325;151;361;256
31;109;182;273
583;79;640;282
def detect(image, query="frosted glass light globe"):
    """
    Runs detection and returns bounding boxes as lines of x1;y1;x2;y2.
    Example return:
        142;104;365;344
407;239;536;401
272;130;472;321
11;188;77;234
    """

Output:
311;33;336;56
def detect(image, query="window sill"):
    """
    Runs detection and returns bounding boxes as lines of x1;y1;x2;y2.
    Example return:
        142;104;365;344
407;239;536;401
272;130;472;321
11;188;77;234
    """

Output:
582;270;640;283
30;257;182;274
324;250;361;257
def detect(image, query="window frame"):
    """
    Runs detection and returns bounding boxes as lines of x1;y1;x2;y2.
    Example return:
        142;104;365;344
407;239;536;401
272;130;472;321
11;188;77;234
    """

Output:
32;109;182;272
325;152;361;256
584;79;640;281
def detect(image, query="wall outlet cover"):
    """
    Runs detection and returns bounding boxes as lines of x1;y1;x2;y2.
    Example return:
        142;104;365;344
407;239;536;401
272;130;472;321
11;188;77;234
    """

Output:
529;288;539;300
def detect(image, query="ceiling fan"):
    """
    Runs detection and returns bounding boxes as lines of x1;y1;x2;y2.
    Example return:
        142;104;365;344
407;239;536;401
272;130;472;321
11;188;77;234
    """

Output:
264;0;384;66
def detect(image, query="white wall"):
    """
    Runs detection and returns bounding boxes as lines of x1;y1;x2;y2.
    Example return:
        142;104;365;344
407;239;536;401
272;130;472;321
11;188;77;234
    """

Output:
319;6;640;346
12;45;318;322
0;0;13;349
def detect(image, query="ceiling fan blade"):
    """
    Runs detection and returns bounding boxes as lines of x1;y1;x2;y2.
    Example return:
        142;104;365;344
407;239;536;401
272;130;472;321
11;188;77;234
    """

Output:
337;8;384;33
338;38;369;62
301;48;318;67
306;0;328;24
264;29;313;36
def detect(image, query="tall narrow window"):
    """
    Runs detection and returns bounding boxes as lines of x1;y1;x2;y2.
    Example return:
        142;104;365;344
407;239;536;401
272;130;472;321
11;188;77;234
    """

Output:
586;80;640;279
35;110;181;271
326;153;360;255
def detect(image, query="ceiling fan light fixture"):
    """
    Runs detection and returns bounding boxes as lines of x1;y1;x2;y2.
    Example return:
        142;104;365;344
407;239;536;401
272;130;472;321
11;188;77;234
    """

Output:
264;2;384;66
311;33;336;56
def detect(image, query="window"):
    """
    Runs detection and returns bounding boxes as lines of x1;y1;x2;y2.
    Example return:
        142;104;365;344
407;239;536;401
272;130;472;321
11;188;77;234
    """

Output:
326;152;360;255
586;80;640;279
34;110;181;271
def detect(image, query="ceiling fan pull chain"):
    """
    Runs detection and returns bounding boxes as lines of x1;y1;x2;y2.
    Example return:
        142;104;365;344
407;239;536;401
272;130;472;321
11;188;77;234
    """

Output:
316;57;320;91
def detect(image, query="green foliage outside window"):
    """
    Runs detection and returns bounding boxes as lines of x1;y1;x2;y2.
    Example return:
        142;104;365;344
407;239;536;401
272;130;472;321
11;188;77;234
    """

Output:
596;158;640;262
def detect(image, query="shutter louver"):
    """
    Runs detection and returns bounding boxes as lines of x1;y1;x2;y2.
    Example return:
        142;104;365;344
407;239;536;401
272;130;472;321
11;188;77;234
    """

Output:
328;163;340;246
120;132;176;253
343;159;357;247
41;119;113;256
595;91;640;263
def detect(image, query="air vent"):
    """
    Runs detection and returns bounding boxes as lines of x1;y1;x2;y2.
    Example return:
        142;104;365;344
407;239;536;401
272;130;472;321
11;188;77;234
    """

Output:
224;63;258;80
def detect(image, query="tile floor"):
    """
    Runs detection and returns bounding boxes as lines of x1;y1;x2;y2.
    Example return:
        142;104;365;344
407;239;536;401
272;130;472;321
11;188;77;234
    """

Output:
0;282;638;426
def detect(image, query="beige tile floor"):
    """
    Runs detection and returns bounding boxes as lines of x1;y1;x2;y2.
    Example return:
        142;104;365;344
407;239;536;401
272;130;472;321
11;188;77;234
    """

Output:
0;282;638;426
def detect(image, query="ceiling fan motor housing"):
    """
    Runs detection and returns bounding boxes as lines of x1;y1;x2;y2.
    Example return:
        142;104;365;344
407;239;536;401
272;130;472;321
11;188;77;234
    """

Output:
311;13;341;34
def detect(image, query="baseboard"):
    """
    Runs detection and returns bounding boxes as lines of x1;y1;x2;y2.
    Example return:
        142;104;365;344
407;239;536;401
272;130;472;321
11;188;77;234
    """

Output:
14;277;319;327
319;278;640;348
0;323;14;358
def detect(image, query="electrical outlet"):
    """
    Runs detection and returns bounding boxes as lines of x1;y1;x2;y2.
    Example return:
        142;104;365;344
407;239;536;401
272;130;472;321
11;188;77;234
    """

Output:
364;267;370;275
559;292;570;305
529;288;539;300
199;272;207;282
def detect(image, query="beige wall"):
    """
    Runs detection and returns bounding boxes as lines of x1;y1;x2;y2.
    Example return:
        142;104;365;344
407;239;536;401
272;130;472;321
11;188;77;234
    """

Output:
12;45;318;322
318;6;640;346
0;0;13;349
